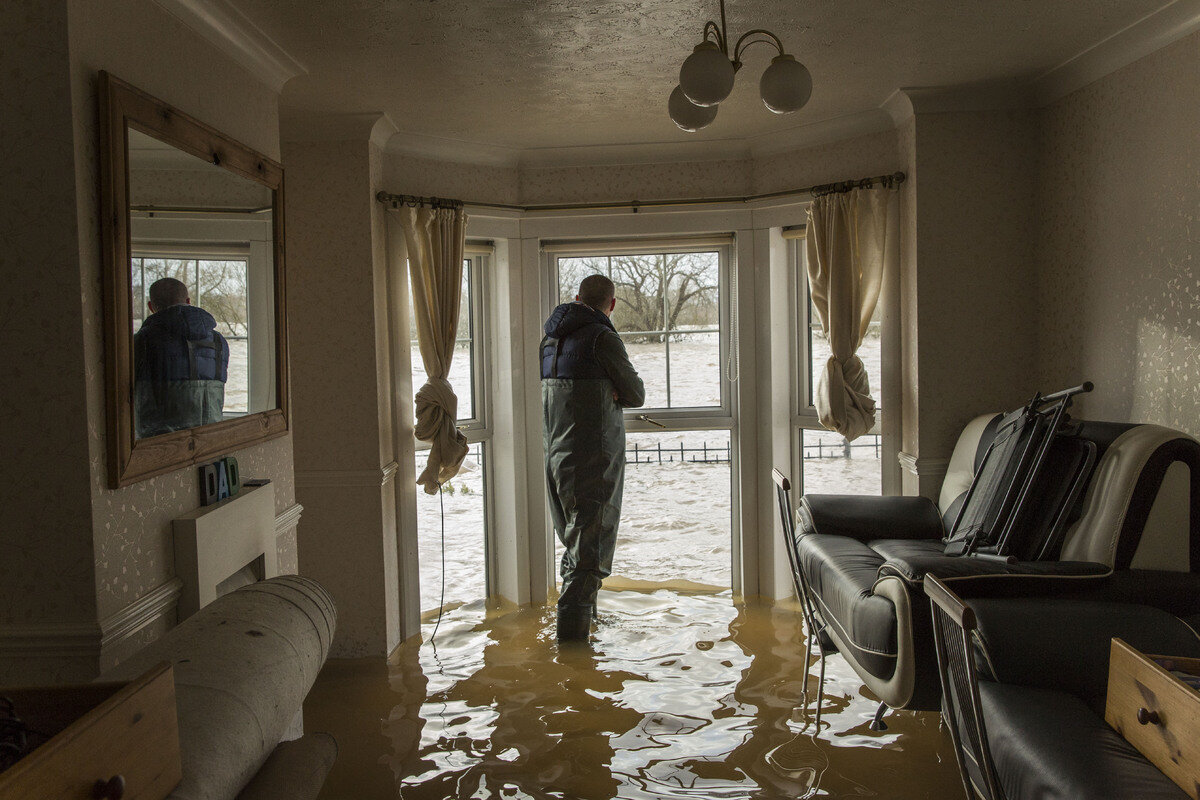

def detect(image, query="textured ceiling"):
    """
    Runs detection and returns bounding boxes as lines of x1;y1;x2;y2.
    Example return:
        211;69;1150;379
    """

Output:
233;0;1169;153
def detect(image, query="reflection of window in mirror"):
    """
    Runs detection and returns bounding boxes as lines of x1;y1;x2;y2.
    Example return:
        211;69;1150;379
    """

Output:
126;128;276;440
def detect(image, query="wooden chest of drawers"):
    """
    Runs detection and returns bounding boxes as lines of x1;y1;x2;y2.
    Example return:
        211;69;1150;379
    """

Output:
0;662;181;800
1105;638;1200;800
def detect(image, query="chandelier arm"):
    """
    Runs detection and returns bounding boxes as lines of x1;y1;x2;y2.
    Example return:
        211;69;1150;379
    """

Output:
702;20;727;53
719;0;728;53
732;28;785;62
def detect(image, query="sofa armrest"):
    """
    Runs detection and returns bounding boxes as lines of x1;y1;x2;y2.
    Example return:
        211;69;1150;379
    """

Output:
969;598;1200;707
1085;569;1200;618
99;576;337;800
798;494;944;543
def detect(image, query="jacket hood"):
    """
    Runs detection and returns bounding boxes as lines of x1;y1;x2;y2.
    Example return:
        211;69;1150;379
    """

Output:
544;302;615;339
141;304;219;341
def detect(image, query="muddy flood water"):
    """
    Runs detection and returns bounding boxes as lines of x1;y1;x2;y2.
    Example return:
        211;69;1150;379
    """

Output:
306;589;965;800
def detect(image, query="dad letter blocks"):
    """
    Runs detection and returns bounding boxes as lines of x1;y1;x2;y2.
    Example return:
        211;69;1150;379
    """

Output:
198;456;240;506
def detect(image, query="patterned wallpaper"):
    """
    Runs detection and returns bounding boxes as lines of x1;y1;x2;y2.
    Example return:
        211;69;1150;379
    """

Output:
386;153;519;206
283;136;403;656
751;128;902;196
518;159;751;205
1036;30;1200;438
68;0;297;627
909;108;1041;463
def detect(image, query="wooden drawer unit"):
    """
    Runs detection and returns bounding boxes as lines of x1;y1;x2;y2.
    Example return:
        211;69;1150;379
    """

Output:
0;662;181;800
1105;638;1200;800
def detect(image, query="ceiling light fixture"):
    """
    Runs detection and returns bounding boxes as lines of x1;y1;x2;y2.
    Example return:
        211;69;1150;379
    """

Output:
668;0;812;132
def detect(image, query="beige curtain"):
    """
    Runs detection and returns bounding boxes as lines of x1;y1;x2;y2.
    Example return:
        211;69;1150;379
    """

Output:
399;204;469;494
806;187;893;442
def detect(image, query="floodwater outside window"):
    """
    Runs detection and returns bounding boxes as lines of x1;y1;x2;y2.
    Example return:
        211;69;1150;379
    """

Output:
131;253;250;413
794;236;883;495
551;242;733;589
412;252;491;614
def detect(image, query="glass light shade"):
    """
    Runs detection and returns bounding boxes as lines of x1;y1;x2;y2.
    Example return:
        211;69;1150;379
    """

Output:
679;41;735;107
669;85;718;132
760;54;812;114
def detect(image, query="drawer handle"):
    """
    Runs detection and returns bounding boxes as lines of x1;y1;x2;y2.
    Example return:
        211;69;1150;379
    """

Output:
1136;708;1161;726
93;775;125;800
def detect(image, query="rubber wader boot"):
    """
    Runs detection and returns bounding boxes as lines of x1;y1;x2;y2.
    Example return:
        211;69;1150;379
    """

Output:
556;605;593;641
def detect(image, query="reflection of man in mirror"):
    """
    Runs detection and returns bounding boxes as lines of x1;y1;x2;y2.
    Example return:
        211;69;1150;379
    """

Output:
134;277;229;438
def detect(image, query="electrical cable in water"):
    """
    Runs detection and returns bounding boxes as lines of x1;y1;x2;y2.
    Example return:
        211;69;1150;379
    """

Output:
428;480;447;648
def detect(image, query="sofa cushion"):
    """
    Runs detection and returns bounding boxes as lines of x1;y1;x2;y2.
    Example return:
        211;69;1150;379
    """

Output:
795;534;897;679
979;682;1189;800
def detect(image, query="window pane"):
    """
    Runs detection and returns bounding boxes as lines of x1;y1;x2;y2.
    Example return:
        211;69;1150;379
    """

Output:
622;338;669;408
610;430;732;588
610;254;664;335
197;259;250;414
197;260;248;338
416;443;487;613
665;252;720;408
555;250;724;411
800;428;881;495
131;258;145;332
410;259;475;422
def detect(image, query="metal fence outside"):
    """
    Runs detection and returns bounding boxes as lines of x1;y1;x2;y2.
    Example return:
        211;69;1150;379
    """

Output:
625;435;881;465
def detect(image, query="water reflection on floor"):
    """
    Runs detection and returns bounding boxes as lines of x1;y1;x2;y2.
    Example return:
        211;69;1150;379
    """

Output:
306;590;964;799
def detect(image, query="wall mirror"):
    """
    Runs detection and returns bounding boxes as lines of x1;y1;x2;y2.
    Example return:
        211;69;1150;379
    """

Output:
100;72;288;488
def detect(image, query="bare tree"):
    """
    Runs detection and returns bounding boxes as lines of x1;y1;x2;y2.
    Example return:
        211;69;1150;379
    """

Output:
610;253;718;342
197;260;249;338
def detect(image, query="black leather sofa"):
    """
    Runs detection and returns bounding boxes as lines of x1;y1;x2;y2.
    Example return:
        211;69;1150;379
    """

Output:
936;580;1200;799
793;414;1200;711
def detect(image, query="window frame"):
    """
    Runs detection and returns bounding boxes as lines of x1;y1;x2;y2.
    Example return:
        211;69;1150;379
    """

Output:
544;238;734;430
410;246;496;605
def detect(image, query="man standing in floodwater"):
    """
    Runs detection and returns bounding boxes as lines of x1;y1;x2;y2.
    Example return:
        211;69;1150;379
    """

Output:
541;274;645;641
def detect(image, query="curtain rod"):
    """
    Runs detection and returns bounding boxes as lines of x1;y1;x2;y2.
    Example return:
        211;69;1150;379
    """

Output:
376;171;904;214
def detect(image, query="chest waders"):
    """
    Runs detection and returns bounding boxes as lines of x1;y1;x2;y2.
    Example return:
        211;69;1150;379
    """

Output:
541;331;625;641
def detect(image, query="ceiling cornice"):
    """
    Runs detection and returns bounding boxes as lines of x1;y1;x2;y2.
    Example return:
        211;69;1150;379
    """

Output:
281;111;393;144
1033;0;1200;105
152;0;306;91
383;106;897;171
900;82;1035;115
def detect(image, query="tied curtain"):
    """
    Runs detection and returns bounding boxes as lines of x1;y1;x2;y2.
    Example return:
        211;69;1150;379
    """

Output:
399;204;469;494
806;186;893;442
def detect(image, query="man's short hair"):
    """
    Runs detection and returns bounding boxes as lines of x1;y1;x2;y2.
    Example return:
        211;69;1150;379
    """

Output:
149;277;189;310
578;274;615;310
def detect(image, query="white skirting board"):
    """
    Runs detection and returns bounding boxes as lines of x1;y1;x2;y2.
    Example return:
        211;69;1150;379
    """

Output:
173;483;279;620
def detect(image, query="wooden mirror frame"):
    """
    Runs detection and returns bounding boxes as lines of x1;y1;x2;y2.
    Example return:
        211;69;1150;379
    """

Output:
99;72;289;488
